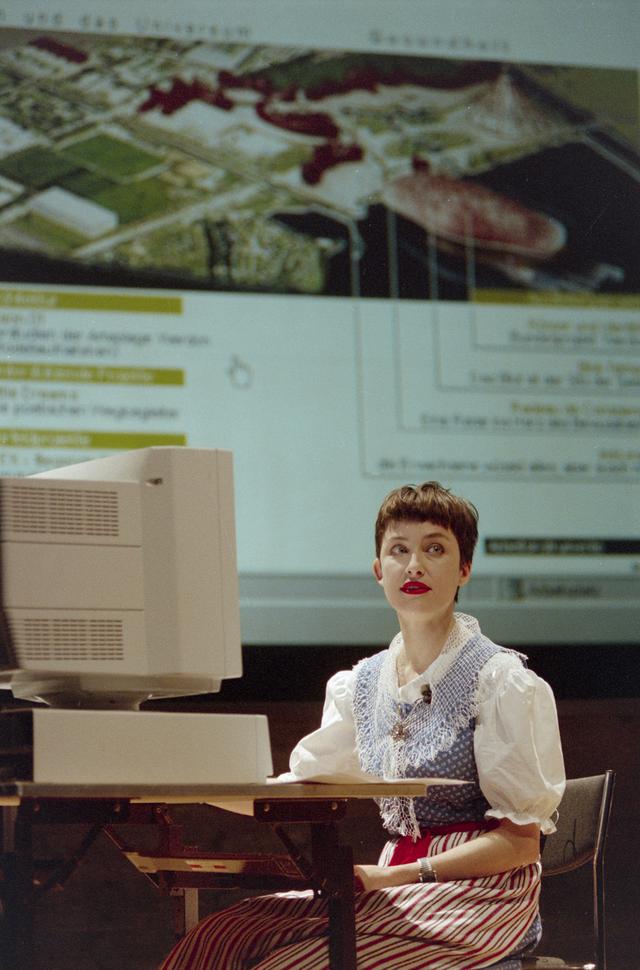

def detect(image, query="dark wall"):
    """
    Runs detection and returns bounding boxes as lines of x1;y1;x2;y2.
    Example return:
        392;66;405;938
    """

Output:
152;641;640;708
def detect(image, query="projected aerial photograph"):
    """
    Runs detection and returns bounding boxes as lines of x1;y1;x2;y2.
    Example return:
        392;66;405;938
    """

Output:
0;31;638;298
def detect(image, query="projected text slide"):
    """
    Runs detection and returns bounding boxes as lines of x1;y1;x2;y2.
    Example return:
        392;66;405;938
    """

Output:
357;306;640;484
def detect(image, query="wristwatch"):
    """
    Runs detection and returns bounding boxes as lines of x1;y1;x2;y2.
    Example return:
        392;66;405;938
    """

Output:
418;857;438;883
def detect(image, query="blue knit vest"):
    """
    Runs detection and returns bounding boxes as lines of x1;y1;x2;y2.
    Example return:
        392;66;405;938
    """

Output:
353;633;520;833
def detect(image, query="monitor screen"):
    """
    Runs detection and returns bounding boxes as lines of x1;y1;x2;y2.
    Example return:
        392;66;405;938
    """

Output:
0;1;638;646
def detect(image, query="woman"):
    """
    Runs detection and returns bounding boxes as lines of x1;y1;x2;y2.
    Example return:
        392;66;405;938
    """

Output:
159;482;565;969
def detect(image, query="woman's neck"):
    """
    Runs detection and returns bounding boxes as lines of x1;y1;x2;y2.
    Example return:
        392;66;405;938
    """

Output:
396;612;456;684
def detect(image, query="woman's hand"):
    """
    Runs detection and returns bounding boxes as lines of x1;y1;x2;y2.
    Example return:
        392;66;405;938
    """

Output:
353;862;418;892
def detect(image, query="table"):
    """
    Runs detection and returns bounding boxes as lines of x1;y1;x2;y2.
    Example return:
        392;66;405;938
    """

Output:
0;779;428;970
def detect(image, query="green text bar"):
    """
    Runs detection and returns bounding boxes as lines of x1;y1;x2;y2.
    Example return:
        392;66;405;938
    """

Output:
0;429;187;449
0;362;183;386
474;288;640;309
0;289;182;314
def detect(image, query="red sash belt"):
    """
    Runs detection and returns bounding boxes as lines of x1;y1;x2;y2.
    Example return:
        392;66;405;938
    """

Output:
388;818;500;866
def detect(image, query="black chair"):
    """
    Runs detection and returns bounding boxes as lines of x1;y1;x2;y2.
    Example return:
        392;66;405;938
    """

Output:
520;770;615;970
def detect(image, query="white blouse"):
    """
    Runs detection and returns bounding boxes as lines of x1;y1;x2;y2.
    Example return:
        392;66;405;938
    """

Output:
284;614;566;835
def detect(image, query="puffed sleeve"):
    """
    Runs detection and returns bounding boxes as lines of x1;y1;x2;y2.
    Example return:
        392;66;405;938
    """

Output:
279;668;372;781
475;653;565;834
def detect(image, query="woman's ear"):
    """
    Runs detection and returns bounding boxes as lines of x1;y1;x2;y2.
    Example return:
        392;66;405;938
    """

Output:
458;561;472;587
372;558;383;583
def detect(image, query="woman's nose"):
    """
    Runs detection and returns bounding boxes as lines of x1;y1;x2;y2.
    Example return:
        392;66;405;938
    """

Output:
406;553;424;575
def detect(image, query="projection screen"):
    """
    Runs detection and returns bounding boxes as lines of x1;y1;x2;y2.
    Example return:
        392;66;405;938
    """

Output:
0;0;638;644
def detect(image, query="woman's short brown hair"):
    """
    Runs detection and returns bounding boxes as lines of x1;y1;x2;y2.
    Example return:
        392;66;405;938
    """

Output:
374;482;479;566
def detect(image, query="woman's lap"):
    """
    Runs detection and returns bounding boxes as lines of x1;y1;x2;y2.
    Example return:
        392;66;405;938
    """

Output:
159;862;541;970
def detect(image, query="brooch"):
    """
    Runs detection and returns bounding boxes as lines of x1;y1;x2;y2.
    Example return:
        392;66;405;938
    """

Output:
391;720;408;741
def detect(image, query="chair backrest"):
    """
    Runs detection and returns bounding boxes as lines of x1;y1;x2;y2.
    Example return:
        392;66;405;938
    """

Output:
541;771;614;876
537;771;615;970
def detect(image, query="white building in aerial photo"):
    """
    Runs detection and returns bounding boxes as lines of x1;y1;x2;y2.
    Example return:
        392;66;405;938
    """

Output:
30;186;118;239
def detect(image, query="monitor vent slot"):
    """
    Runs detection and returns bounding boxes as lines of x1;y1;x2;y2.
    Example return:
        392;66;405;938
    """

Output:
4;485;120;538
9;617;125;663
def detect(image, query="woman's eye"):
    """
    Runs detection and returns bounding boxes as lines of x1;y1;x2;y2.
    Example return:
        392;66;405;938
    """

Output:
390;544;407;554
426;543;443;554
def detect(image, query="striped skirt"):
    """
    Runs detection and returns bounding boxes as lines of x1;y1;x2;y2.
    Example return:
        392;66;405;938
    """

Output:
158;825;541;970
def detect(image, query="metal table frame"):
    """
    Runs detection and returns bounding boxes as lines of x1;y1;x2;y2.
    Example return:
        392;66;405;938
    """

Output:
0;780;426;970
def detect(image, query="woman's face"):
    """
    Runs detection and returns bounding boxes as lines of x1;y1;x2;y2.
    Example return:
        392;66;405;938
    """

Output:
373;518;471;619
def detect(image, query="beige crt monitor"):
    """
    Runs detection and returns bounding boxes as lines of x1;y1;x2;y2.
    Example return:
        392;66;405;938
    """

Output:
0;447;272;785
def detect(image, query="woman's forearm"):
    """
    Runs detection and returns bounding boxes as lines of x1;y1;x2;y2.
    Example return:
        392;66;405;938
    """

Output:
354;819;540;891
423;819;540;881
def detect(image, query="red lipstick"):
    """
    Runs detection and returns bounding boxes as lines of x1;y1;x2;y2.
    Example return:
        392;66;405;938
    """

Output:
401;581;431;595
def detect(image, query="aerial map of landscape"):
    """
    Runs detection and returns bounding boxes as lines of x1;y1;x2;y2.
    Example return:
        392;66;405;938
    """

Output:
0;31;638;299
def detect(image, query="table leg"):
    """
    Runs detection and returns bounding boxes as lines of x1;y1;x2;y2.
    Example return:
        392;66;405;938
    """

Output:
311;824;357;970
169;885;200;936
0;805;34;970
